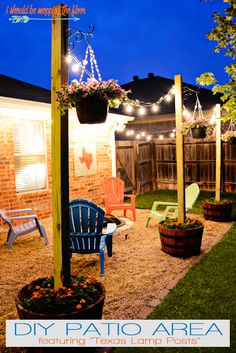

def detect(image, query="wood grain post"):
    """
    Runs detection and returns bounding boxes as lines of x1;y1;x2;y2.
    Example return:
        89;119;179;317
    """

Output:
215;104;221;202
174;75;185;223
151;140;157;190
51;4;70;288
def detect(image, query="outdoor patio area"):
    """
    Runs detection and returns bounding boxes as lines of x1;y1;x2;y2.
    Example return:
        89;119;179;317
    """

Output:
0;209;232;351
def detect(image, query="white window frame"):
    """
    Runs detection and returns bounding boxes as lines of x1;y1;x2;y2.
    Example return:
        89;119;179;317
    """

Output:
13;118;48;193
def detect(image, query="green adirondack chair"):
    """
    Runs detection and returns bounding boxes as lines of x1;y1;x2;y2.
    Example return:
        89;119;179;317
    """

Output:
146;183;200;231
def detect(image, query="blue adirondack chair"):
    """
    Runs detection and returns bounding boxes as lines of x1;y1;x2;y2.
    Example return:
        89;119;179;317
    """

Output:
69;199;117;276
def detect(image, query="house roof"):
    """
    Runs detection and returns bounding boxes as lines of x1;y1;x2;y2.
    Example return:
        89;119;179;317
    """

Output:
0;74;50;103
115;74;222;118
0;73;221;116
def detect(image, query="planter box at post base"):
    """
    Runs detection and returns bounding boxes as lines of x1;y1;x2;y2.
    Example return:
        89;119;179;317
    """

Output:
202;202;233;222
158;225;204;257
15;278;105;353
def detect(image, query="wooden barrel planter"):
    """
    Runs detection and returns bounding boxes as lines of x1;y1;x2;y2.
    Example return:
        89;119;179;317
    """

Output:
158;223;204;257
202;201;233;222
16;277;105;353
75;96;109;124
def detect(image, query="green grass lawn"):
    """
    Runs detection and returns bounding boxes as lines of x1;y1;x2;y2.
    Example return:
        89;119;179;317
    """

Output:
136;189;236;217
115;222;236;353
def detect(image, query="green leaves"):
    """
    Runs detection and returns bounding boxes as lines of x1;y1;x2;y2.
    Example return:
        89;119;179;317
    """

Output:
196;72;217;86
197;0;236;123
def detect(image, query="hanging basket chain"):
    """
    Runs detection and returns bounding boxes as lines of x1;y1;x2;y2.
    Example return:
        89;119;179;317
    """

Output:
79;45;102;82
192;93;204;121
228;119;236;132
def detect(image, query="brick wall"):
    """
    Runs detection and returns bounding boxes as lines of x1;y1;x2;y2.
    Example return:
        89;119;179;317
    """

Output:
0;110;113;221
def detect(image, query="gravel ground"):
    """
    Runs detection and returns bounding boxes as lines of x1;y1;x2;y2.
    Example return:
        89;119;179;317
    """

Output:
0;209;233;352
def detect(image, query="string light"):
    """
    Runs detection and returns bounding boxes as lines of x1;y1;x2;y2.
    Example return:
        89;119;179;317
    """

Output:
170;132;175;138
72;63;81;72
126;105;133;113
152;104;159;112
66;53;72;63
183;106;191;118
165;95;172;102
139;107;145;115
147;135;152;141
141;132;146;137
136;134;141;139
170;86;176;95
159;135;164;140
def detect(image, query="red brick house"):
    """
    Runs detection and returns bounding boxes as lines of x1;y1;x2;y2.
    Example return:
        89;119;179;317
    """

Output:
0;74;132;219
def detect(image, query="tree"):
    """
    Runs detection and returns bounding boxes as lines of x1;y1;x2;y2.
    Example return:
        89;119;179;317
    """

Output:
197;0;236;122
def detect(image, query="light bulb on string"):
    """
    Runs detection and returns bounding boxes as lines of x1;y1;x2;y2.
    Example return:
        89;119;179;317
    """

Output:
165;95;172;102
72;63;81;72
136;134;141;139
159;135;164;140
147;135;152;141
183;108;191;118
126;105;133;113
170;86;175;95
139;107;145;115
152;104;159;112
129;130;134;136
170;132;175;138
66;53;72;63
141;132;146;137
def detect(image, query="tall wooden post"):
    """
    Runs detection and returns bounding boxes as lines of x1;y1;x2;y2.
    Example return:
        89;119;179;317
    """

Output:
174;75;185;223
51;4;70;287
215;104;221;202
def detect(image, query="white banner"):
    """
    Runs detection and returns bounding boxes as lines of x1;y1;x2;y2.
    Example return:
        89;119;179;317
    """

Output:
6;320;230;347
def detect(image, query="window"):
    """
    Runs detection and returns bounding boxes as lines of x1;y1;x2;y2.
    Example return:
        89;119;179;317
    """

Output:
13;119;47;193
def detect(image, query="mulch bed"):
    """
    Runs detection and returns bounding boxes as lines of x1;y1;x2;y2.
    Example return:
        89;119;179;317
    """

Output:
0;209;232;352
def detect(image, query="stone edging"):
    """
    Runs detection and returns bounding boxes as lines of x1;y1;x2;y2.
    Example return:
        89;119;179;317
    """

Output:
137;253;205;319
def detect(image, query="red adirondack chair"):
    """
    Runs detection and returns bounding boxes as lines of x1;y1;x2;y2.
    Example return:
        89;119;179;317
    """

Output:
103;177;136;221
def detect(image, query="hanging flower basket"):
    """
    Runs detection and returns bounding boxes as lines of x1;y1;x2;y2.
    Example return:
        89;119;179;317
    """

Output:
56;79;131;123
75;96;109;124
181;94;215;139
221;122;236;144
191;127;207;139
228;137;236;144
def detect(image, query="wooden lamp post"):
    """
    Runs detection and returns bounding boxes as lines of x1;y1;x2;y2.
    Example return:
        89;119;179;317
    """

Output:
174;74;185;223
51;4;70;287
215;104;222;202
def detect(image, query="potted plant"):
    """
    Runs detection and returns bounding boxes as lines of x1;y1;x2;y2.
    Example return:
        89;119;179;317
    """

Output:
16;275;105;320
55;78;131;124
221;131;236;144
181;94;216;139
158;218;204;257
202;199;233;222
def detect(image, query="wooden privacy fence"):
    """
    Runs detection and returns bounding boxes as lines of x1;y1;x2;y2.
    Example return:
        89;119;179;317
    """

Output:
116;138;236;194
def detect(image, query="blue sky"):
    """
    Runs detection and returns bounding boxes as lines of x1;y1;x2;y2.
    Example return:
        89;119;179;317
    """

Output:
0;0;230;89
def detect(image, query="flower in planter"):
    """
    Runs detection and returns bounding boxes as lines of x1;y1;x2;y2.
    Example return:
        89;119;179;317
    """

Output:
181;116;216;137
201;199;233;222
160;217;203;230
181;95;216;138
56;78;132;115
202;198;233;206
221;130;236;142
22;275;102;315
